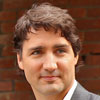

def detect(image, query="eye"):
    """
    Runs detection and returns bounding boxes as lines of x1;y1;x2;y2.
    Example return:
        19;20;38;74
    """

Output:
31;50;41;55
56;49;66;54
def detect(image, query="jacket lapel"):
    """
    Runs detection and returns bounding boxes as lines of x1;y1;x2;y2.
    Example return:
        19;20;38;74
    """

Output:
71;82;89;100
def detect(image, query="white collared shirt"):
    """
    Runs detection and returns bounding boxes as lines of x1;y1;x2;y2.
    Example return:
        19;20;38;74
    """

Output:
63;80;77;100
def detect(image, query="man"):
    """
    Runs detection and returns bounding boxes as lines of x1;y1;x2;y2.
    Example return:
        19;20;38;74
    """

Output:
13;3;100;100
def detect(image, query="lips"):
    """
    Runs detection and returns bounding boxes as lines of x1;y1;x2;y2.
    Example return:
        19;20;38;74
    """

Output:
40;76;60;82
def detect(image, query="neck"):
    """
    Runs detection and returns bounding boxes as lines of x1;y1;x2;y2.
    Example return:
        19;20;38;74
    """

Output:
35;92;65;100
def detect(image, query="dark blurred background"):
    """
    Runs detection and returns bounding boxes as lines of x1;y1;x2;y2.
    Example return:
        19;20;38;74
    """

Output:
0;0;100;100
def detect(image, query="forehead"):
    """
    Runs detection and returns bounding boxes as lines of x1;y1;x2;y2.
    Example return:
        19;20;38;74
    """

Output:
23;27;71;48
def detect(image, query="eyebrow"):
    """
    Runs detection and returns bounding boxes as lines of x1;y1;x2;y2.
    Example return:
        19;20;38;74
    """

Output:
28;46;45;52
28;44;70;52
53;44;70;49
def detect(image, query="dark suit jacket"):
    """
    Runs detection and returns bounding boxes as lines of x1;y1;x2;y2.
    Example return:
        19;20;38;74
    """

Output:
71;82;100;100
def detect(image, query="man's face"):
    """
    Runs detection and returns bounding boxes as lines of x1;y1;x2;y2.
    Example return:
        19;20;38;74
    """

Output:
17;28;78;96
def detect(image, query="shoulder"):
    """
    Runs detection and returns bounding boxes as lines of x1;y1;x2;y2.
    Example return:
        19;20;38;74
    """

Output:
71;82;100;100
89;92;100;100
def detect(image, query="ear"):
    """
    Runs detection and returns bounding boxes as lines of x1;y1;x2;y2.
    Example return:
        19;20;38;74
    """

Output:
74;55;79;65
17;53;24;70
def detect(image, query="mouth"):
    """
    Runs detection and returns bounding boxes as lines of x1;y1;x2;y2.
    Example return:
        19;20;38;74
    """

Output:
40;76;60;82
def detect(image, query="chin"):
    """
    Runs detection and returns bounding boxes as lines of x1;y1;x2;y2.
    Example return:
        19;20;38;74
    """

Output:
38;83;65;95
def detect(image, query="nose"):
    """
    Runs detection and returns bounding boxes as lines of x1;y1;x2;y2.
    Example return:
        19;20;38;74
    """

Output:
43;54;57;72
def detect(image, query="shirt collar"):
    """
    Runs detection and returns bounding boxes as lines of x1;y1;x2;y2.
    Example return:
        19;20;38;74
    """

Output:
63;80;77;100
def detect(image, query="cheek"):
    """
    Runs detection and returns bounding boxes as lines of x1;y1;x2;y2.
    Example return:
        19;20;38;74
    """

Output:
57;58;75;83
22;59;42;80
24;58;42;71
22;61;42;87
57;57;76;77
